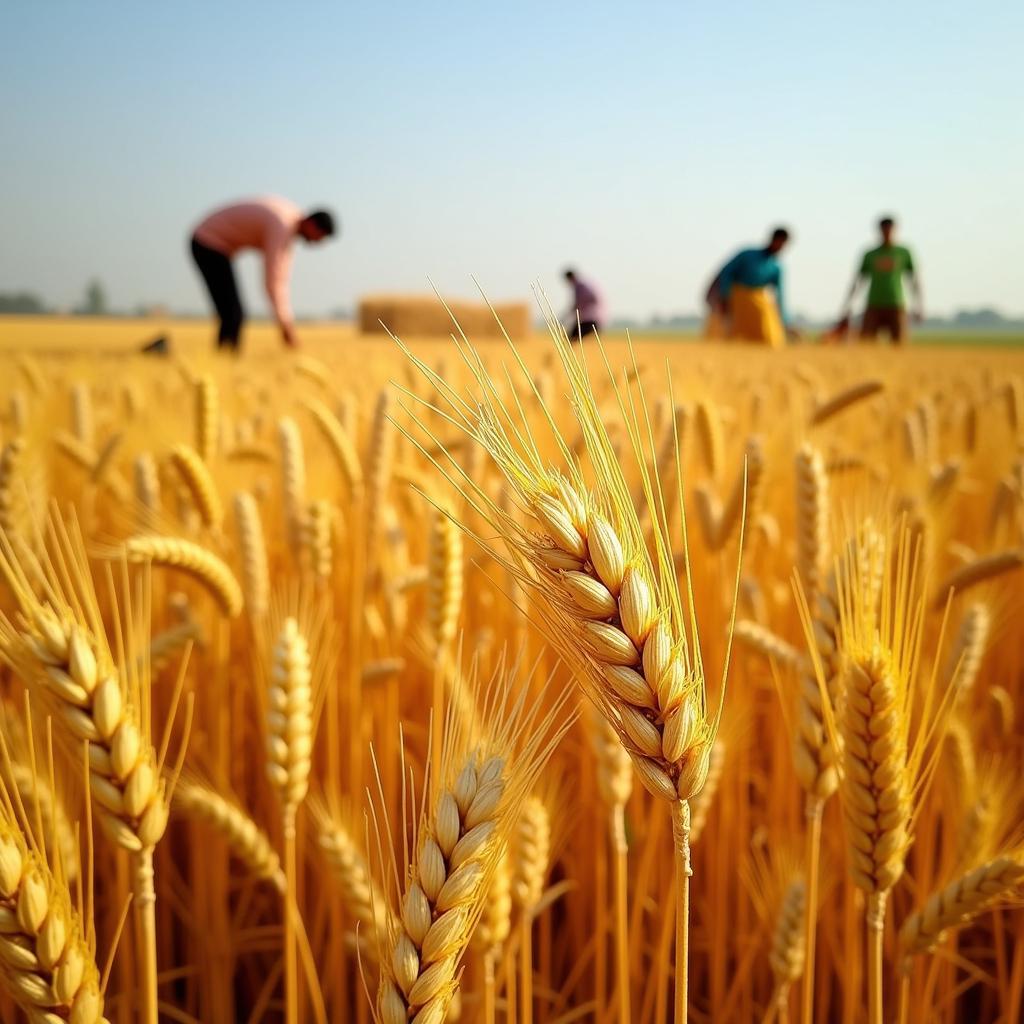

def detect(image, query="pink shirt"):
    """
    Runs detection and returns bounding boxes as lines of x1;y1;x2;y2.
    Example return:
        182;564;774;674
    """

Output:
571;277;605;325
193;196;301;328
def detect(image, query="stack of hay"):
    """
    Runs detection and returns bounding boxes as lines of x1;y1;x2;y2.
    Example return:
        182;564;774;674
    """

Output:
358;295;531;339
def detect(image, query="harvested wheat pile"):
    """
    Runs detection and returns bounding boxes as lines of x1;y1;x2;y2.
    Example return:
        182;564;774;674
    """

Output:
358;293;531;338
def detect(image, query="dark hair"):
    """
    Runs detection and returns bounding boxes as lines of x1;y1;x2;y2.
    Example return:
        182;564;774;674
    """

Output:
770;226;790;244
563;267;577;280
879;216;895;230
304;209;336;236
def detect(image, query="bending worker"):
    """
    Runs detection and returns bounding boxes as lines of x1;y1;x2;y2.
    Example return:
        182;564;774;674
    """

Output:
190;196;336;351
705;227;795;346
562;268;605;341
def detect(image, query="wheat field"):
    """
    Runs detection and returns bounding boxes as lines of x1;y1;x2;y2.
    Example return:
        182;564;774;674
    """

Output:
0;312;1021;1024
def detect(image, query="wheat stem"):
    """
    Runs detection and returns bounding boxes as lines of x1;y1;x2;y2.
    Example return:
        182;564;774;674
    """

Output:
482;948;497;1024
671;799;691;1024
866;891;887;1024
134;846;158;1024
897;972;910;1024
284;805;299;1024
612;801;631;1024
521;908;534;1024
801;797;823;1024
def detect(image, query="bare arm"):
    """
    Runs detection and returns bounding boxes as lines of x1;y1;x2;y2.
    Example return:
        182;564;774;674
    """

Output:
264;242;297;346
909;272;924;321
841;271;864;317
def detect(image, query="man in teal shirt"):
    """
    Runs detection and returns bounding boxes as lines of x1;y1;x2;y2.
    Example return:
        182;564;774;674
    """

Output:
842;216;923;344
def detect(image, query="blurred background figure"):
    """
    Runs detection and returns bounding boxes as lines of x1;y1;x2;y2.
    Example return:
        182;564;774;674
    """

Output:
705;227;794;347
562;268;605;341
840;215;922;345
190;197;336;351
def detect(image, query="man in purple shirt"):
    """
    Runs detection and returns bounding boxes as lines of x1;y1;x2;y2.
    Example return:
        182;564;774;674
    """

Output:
563;268;605;341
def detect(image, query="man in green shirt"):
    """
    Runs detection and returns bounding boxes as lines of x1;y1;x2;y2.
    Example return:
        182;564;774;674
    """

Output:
841;216;923;344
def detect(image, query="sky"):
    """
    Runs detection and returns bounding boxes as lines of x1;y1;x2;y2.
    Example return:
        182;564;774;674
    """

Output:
1;1;1022;323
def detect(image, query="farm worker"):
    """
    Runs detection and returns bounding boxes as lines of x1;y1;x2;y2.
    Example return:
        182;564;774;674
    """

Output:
840;216;922;345
562;268;605;341
706;227;794;347
190;197;336;351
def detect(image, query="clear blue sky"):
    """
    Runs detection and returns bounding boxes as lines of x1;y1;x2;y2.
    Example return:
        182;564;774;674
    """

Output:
2;1;1022;322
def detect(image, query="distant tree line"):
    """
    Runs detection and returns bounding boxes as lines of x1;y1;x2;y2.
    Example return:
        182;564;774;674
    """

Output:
612;308;1024;332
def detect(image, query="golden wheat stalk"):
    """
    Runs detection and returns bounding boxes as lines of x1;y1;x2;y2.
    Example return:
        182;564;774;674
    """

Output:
0;513;189;1024
798;525;938;1024
398;321;733;1024
373;662;570;1024
0;797;108;1022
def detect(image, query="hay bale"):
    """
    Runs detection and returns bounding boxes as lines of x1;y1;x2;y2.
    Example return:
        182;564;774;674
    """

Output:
358;295;531;340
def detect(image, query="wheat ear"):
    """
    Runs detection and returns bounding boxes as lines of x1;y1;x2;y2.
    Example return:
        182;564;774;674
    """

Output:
899;856;1024;962
233;492;269;618
943;602;990;699
312;800;386;945
794;443;830;608
124;536;243;617
375;665;569;1024
301;499;334;585
734;621;806;672
175;780;284;893
169;443;223;530
933;549;1024;609
810;379;884;426
303;397;364;496
427;508;463;655
278;416;307;562
133;453;161;530
0;516;188;1024
0;437;26;539
0;809;108;1022
70;382;94;446
260;603;317;1024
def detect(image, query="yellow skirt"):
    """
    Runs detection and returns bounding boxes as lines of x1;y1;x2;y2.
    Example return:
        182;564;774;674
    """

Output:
704;307;726;339
727;285;784;347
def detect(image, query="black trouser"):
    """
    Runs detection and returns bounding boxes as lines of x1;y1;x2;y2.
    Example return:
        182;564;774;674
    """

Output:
191;236;243;349
567;320;600;342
